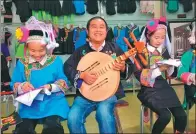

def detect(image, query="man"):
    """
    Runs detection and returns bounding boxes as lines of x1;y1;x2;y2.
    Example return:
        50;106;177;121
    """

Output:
64;16;134;133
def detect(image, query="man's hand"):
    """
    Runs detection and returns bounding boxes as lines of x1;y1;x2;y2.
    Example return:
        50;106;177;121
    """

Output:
80;72;98;85
113;61;126;72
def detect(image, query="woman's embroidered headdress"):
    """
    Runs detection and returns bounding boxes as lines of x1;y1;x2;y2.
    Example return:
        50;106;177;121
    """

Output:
140;16;171;55
188;21;195;45
15;16;59;54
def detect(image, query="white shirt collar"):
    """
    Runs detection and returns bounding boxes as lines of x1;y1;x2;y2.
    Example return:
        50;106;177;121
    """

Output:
29;55;48;65
147;43;163;54
89;41;106;52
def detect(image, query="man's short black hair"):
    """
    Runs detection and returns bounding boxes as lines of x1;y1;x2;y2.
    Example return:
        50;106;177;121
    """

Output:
86;16;108;30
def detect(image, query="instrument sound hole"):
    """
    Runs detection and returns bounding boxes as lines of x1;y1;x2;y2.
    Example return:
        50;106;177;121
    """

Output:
90;78;108;91
84;61;100;72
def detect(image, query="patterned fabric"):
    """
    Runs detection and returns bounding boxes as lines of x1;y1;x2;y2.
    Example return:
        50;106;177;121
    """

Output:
74;71;81;89
149;55;163;66
20;55;56;82
55;79;69;92
140;69;155;87
140;53;167;87
149;55;166;78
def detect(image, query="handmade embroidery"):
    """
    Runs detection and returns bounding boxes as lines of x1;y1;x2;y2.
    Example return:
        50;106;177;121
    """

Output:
140;69;155;87
55;79;69;92
20;55;56;81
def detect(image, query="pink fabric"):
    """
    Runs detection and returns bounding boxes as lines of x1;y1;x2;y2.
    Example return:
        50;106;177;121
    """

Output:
146;16;167;34
152;49;160;56
159;16;166;23
20;27;29;42
181;72;192;84
53;29;57;38
147;19;159;32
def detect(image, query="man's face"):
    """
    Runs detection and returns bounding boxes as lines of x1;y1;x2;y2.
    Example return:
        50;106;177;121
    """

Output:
87;19;107;43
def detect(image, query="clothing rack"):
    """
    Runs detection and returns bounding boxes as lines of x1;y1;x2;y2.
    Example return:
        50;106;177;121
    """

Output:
2;18;194;29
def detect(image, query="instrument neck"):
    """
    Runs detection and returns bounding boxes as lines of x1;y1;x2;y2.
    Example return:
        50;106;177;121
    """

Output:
114;51;130;63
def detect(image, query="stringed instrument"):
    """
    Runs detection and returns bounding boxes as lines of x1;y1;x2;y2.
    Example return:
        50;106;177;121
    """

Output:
77;47;137;101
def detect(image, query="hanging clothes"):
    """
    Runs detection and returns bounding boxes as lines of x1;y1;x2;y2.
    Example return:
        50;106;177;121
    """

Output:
140;1;154;14
73;27;87;50
1;30;12;61
49;1;62;17
86;0;99;14
1;43;11;61
53;28;75;54
106;27;114;42
13;0;32;22
106;0;116;15
43;0;50;14
1;53;11;91
4;31;12;46
117;0;136;14
43;0;54;21
73;0;85;15
126;24;140;44
53;28;65;55
63;28;74;54
126;0;137;13
29;0;41;11
62;0;76;16
117;0;126;14
167;0;179;13
180;0;193;12
3;0;12;23
113;26;128;52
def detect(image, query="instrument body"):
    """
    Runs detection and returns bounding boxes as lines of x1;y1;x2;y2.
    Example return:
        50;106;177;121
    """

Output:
77;52;120;101
77;48;136;101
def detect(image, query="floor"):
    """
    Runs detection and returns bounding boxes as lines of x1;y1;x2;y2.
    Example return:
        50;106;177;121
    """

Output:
1;85;196;134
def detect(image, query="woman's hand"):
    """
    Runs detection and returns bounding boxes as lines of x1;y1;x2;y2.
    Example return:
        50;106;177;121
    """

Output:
43;84;52;91
158;64;171;72
21;82;34;93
